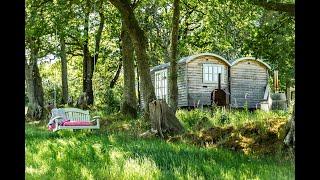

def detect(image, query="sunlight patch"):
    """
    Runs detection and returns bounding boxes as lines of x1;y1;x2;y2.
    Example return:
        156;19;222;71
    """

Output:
109;149;126;161
26;165;49;176
92;143;104;159
80;166;94;180
123;157;160;179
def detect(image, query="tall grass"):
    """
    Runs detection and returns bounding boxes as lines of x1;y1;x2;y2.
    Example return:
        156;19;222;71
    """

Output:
26;121;294;180
176;108;290;131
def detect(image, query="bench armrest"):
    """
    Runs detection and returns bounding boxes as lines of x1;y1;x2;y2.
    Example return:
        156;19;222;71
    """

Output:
51;116;64;121
48;116;64;126
90;118;100;128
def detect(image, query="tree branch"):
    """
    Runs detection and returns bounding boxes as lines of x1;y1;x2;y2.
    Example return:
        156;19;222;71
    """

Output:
93;1;106;63
131;0;141;9
252;0;295;16
66;51;83;57
65;34;82;47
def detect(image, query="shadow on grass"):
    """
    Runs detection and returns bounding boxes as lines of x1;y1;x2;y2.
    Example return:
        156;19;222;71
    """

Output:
108;133;294;179
25;124;294;179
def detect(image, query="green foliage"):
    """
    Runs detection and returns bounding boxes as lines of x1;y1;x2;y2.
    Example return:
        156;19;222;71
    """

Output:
26;123;294;179
104;88;122;114
29;0;294;111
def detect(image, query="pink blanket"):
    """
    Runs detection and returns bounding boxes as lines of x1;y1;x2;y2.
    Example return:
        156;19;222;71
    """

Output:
62;121;92;126
48;120;93;131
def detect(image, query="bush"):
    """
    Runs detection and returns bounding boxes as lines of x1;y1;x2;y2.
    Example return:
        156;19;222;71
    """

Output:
104;88;121;114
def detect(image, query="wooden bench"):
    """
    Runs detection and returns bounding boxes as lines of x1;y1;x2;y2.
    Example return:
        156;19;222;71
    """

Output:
48;108;100;132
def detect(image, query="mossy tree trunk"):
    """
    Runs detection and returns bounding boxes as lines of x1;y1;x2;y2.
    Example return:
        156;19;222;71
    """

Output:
82;0;105;105
120;21;137;118
109;0;156;120
169;0;180;113
59;33;69;105
284;104;295;151
25;39;45;120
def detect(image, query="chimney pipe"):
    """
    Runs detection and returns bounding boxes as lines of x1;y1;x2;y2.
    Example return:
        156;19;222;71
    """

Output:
274;70;278;92
218;73;221;89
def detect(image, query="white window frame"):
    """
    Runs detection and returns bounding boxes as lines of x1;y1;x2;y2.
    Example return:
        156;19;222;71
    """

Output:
202;64;224;83
154;69;168;102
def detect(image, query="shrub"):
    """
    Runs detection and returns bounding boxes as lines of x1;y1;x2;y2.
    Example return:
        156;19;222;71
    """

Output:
104;88;121;114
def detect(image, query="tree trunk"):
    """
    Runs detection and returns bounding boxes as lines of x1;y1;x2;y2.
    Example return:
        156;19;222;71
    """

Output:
120;22;137;118
284;104;295;151
286;80;291;107
109;0;156;120
25;47;45;120
82;2;94;105
109;60;122;89
137;65;141;109
148;100;184;138
83;47;94;105
59;33;69;105
82;0;105;105
169;0;180;113
251;0;295;16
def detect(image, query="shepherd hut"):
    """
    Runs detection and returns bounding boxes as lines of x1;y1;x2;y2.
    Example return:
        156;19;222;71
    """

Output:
142;53;272;110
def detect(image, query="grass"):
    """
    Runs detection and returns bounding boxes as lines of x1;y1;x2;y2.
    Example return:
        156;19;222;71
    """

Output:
26;109;294;180
176;108;289;130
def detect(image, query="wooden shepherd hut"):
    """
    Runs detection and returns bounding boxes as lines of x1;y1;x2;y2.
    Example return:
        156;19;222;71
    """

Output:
230;57;271;109
141;53;272;111
142;53;232;108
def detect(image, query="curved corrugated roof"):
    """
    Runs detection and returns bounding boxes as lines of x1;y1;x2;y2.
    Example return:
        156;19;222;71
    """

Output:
150;62;170;72
150;54;271;72
178;52;232;66
231;57;271;70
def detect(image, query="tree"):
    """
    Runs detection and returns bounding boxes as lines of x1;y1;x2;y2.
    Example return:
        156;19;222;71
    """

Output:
54;0;71;105
120;21;137;118
25;38;45;120
250;0;295;16
109;0;156;119
25;0;51;120
59;34;69;104
81;0;106;105
169;0;180;112
249;0;295;151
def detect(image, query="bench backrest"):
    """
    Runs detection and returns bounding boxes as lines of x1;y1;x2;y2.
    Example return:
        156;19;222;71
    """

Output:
62;108;91;121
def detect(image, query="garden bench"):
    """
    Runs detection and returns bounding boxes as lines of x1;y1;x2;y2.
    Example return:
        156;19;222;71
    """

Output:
48;108;100;132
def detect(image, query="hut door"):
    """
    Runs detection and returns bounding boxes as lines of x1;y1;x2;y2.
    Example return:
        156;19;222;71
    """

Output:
212;89;227;106
155;69;168;102
211;73;227;106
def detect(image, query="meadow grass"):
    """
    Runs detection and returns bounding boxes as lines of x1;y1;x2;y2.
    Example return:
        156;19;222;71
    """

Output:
176;108;289;130
26;117;294;180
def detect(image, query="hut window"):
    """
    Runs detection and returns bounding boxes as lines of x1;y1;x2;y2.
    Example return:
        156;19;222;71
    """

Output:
154;69;168;102
203;64;224;83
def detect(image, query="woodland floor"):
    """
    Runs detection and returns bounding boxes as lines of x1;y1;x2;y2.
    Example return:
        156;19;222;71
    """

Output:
26;110;294;180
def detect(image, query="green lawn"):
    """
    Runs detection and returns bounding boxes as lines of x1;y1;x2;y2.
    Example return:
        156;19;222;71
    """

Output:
26;123;294;180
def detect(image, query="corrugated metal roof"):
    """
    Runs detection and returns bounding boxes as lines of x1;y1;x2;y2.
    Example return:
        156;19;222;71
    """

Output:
150;53;271;72
150;52;232;72
231;57;271;69
150;62;170;72
178;52;232;66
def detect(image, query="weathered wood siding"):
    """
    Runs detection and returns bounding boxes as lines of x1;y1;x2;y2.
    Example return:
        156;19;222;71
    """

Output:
186;56;230;106
176;63;188;107
141;63;188;108
230;60;268;108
